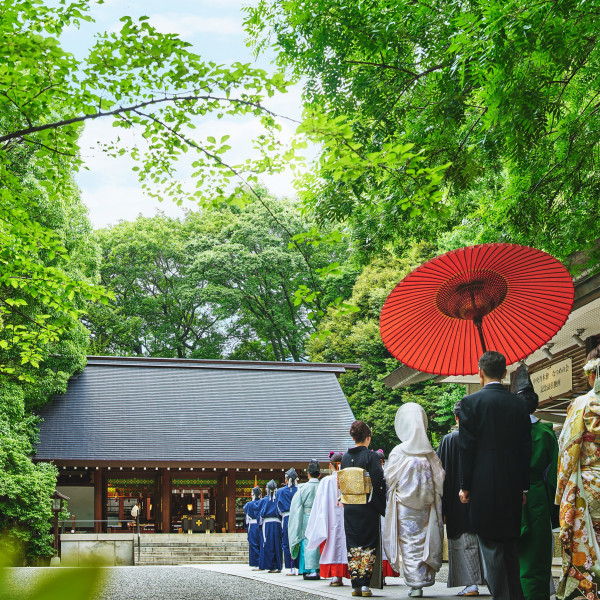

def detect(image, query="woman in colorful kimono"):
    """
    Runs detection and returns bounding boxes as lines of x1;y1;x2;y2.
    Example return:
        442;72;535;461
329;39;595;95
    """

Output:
556;346;600;600
383;403;444;598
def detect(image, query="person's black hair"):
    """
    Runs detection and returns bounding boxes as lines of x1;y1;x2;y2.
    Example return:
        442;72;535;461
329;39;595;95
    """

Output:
478;351;506;379
453;401;461;417
307;459;320;476
349;420;372;443
517;385;539;414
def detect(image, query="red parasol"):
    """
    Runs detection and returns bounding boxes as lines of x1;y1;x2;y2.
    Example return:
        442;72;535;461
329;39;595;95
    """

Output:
379;244;574;376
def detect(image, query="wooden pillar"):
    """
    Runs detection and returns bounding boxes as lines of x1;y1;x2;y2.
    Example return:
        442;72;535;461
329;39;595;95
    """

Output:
94;467;103;533
226;470;236;533
161;469;171;534
216;474;226;532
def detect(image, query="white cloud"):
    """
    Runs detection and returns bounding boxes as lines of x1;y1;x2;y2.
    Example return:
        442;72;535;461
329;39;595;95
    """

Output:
147;13;242;38
75;84;316;229
83;185;188;229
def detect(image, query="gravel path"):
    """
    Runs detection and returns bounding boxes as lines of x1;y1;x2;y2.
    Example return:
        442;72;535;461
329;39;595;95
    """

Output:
1;566;327;600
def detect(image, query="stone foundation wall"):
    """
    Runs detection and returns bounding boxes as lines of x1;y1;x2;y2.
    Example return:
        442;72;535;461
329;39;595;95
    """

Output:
60;534;135;566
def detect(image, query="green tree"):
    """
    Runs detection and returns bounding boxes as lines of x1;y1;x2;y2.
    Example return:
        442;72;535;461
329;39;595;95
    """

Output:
0;122;98;557
308;251;463;452
247;0;600;267
88;197;358;362
0;382;59;559
88;215;226;359
0;0;301;375
194;197;358;361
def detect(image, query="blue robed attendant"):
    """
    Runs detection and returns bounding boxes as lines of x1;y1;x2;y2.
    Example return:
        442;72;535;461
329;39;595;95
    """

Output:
243;486;262;569
277;468;299;575
258;480;283;572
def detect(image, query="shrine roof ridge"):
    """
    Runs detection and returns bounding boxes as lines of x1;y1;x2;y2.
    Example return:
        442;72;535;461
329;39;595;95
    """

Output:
86;355;361;373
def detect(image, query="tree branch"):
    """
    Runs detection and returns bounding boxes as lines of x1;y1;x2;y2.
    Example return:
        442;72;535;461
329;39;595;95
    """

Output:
133;108;325;311
0;94;298;144
344;60;445;80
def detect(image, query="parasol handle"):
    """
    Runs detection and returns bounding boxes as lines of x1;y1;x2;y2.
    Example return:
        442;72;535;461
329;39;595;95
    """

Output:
473;316;487;353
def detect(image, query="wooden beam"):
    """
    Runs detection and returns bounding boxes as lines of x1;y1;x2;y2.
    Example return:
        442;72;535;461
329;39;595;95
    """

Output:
34;460;312;470
226;471;236;533
161;469;171;534
94;467;103;533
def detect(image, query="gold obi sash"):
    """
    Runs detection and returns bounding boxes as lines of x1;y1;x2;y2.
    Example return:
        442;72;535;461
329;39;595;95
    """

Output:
338;467;373;505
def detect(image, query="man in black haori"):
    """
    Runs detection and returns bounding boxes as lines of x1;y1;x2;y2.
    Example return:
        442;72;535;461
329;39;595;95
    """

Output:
437;401;485;597
459;351;531;600
340;420;386;598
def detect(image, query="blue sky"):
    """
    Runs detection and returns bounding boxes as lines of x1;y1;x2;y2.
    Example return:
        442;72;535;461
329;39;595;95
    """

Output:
59;0;304;228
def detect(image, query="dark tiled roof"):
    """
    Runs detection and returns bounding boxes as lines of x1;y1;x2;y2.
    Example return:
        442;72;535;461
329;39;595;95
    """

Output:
35;357;358;464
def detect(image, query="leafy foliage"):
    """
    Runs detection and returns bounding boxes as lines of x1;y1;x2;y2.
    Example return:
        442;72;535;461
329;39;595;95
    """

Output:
0;554;104;600
88;197;358;362
247;0;600;267
0;382;58;559
308;251;463;451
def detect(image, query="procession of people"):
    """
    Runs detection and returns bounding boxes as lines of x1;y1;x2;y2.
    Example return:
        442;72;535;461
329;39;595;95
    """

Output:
243;347;600;600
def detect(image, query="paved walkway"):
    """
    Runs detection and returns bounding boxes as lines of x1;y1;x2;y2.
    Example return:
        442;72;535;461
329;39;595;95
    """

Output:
1;566;324;600
194;564;492;599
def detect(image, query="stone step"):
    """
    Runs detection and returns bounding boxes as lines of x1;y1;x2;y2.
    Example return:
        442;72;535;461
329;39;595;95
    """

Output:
137;556;247;560
134;535;250;565
136;558;247;565
139;547;247;552
136;550;248;560
138;548;247;553
140;543;248;548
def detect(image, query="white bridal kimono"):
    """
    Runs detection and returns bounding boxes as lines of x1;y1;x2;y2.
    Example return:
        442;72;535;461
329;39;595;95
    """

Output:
383;403;445;590
306;471;349;578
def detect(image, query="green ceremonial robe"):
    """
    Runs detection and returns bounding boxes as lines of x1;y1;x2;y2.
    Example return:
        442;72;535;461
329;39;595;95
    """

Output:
288;479;320;572
519;419;559;600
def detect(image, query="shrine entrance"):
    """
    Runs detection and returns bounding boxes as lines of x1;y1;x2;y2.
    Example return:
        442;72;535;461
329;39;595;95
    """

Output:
170;476;217;533
105;475;158;532
57;466;299;533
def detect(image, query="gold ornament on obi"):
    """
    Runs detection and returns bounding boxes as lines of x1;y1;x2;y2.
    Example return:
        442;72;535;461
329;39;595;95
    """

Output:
338;467;373;504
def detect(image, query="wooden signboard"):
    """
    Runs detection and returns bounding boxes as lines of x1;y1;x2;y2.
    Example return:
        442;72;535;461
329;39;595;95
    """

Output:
531;358;572;402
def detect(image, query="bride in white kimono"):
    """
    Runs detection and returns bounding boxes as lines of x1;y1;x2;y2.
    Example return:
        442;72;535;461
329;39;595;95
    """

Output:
383;403;445;598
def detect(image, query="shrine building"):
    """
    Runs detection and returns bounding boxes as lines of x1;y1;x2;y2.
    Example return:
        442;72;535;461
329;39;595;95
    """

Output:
34;356;358;535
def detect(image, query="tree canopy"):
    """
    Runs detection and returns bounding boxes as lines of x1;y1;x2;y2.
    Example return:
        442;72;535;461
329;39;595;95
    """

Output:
88;197;358;362
247;0;600;267
308;249;464;451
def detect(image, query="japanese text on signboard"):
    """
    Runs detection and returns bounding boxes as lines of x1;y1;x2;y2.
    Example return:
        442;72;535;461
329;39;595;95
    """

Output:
530;358;572;402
